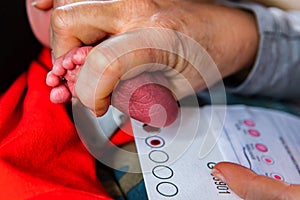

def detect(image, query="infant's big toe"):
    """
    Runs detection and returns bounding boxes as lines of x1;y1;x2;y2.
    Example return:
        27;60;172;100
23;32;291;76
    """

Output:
50;85;72;104
52;64;66;76
62;56;75;70
46;72;60;87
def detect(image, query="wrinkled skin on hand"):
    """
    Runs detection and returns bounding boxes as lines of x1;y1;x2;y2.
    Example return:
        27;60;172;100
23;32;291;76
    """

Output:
48;0;259;118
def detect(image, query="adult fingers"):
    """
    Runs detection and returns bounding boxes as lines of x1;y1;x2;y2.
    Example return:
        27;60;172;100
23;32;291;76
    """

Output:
75;29;177;116
53;0;92;8
50;0;130;58
213;162;300;200
75;27;217;117
32;0;85;10
31;0;53;10
29;0;96;47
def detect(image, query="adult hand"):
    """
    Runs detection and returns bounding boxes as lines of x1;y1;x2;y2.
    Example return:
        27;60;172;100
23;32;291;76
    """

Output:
49;0;259;115
32;0;83;10
213;162;300;199
27;0;89;47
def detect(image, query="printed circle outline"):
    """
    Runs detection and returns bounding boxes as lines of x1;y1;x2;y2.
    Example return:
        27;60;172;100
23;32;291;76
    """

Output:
152;165;174;179
156;182;179;197
149;150;169;163
146;136;165;148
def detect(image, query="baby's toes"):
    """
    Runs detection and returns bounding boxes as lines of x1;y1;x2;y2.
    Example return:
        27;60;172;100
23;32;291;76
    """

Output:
72;46;93;65
62;48;80;70
52;56;66;76
50;84;72;104
46;71;60;87
62;56;74;70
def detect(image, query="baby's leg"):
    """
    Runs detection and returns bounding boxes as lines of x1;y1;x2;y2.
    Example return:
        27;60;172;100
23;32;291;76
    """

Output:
46;46;93;103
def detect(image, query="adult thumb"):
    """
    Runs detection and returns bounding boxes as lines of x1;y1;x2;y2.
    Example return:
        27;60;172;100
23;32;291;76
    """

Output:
75;27;220;117
213;162;300;200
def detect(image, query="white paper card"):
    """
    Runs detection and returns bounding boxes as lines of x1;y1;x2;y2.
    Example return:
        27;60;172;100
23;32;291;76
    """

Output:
132;105;300;199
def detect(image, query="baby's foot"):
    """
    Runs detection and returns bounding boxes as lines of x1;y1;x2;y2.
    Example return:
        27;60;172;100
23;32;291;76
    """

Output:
112;71;179;127
47;46;179;127
46;46;93;103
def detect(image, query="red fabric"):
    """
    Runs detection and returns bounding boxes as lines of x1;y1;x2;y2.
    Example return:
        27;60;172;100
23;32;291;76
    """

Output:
0;48;112;200
111;119;134;146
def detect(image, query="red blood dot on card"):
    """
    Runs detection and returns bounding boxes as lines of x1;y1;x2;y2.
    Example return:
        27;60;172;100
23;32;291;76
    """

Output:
244;119;255;127
274;175;282;180
265;158;272;163
248;129;261;137
255;143;268;152
270;173;284;181
262;156;274;165
150;139;161;146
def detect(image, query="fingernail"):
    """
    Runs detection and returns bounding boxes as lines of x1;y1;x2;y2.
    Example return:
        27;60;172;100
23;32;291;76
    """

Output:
31;1;38;7
212;169;226;183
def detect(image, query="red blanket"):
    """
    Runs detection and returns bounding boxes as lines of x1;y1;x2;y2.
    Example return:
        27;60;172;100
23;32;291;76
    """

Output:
0;48;128;200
